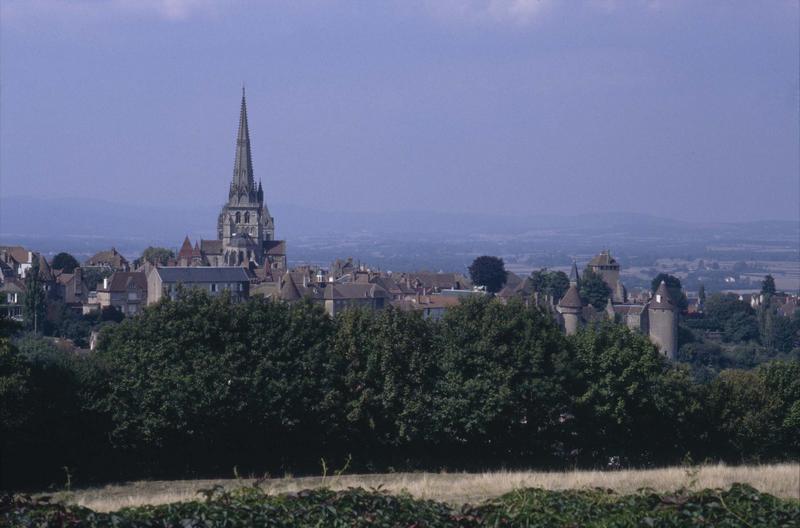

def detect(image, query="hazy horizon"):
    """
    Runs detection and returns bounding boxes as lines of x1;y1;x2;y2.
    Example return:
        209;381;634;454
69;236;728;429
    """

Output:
2;1;798;223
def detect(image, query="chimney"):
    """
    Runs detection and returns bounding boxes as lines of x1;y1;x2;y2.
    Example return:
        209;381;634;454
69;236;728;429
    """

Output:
103;277;109;290
28;251;33;263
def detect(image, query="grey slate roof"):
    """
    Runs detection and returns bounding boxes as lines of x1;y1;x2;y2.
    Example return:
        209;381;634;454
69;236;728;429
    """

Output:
558;284;583;309
324;283;390;300
85;248;129;269
104;272;148;292
613;304;647;315
650;280;676;311
155;267;250;283
200;240;222;255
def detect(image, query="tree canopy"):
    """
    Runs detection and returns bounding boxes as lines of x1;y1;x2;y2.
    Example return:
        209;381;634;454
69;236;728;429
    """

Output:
51;252;80;273
761;275;776;296
139;247;175;267
579;268;611;310
468;256;507;294
1;291;798;488
529;269;570;302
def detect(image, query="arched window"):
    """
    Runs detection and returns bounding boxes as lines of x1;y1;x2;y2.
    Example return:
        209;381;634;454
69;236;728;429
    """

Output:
244;212;250;223
235;212;241;223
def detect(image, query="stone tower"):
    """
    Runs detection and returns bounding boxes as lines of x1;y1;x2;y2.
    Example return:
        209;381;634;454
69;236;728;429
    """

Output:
648;280;678;360
557;283;583;336
588;250;625;303
217;88;276;266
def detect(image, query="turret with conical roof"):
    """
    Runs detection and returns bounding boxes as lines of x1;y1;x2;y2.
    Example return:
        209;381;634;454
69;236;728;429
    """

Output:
557;283;584;335
569;260;580;287
648;280;678;360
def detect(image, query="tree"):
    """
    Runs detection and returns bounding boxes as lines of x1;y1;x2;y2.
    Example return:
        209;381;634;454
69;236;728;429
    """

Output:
651;273;688;311
570;323;703;464
139;247;175;267
332;307;438;454
22;260;47;333
468;256;507;294
51;252;80;273
432;296;572;462
48;301;92;346
704;293;760;343
698;284;706;307
96;291;337;473
529;269;570;302
579;268;611;310
724;311;760;343
0;338;31;434
706;362;800;460
761;275;776;296
82;267;113;291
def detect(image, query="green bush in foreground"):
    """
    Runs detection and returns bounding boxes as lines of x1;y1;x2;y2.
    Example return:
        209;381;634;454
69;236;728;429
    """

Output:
3;484;798;527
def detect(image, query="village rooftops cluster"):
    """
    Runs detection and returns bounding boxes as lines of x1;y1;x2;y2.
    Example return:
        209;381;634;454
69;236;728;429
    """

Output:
5;91;797;356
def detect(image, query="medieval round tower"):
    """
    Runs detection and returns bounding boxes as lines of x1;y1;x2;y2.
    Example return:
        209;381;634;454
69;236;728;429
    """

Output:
557;264;584;336
648;280;678;360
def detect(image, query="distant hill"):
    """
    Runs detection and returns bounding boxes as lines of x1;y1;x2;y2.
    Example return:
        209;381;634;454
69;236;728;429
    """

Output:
2;196;797;272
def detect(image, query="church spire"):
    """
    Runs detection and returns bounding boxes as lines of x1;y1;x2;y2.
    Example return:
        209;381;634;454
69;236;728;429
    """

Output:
231;87;256;199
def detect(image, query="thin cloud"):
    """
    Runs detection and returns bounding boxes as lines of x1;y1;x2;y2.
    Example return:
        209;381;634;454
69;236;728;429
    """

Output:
420;0;553;26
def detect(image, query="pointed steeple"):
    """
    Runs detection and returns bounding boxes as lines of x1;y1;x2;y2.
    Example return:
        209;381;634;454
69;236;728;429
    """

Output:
231;87;256;199
178;236;193;260
569;260;580;287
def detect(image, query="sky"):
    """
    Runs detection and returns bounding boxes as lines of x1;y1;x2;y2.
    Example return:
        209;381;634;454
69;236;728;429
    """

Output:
1;1;798;223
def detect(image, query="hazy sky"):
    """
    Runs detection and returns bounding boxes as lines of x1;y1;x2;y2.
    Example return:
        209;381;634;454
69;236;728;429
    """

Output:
2;1;798;222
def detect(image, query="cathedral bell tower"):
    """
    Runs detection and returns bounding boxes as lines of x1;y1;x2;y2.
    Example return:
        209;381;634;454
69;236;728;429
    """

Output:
217;88;276;266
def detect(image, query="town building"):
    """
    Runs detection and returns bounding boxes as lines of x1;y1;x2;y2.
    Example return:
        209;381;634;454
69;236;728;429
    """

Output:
0;277;25;321
322;282;391;317
55;268;89;312
97;271;148;315
84;248;130;272
146;267;251;305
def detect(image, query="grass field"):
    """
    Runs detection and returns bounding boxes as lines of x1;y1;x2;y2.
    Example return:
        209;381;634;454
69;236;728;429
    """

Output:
52;463;799;512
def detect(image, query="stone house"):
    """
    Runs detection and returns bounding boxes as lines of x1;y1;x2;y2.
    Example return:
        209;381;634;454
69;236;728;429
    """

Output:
0;277;25;321
97;271;148;316
55;268;89;312
85;248;130;272
147;267;250;305
322;282;390;317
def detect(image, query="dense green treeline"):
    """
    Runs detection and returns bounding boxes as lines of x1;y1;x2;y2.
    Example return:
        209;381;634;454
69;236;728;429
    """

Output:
1;292;799;489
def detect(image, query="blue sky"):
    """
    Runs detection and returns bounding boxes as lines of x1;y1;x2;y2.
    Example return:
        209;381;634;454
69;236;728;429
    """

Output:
2;1;797;222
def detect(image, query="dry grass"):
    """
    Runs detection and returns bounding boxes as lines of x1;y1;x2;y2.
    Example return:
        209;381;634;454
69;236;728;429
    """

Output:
54;463;800;512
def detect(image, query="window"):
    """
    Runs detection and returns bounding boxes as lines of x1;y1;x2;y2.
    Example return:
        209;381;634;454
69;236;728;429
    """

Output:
128;292;138;301
244;212;250;223
235;212;241;223
211;283;218;293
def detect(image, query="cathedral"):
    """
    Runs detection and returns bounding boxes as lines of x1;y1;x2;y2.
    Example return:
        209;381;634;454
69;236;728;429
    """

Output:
177;89;287;278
